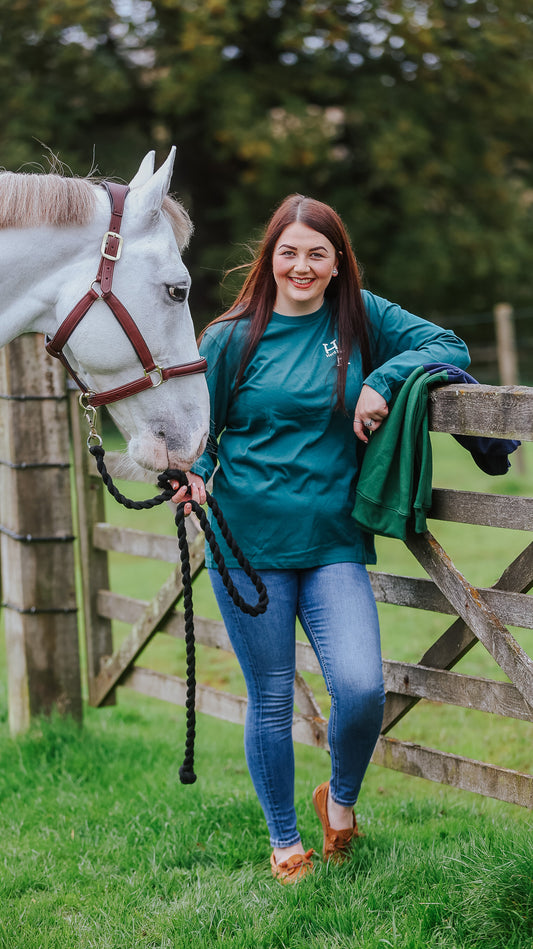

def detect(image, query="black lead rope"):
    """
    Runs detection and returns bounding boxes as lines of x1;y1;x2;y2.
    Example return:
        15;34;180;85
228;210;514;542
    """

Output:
89;444;268;785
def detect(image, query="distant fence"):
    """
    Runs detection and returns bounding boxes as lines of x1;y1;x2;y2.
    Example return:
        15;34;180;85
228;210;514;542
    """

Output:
443;303;533;388
1;335;532;807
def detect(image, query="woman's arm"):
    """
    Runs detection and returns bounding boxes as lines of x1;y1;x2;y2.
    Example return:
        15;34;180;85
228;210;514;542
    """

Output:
352;291;470;442
362;290;470;405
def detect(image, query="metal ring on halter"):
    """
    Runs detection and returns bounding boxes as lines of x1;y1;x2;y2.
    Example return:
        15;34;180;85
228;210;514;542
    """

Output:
144;366;164;388
78;391;101;447
79;392;98;425
79;391;96;411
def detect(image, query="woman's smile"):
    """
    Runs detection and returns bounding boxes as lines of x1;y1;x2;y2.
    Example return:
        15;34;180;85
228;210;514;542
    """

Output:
288;275;315;289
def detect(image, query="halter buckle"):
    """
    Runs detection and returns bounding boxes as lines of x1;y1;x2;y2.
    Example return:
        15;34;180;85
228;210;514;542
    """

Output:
144;366;164;388
100;231;123;261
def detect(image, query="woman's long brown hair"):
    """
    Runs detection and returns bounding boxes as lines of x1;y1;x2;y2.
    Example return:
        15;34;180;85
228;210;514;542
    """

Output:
200;194;371;412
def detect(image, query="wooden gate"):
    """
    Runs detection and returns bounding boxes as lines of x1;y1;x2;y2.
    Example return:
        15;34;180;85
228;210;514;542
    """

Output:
70;379;533;808
1;335;531;805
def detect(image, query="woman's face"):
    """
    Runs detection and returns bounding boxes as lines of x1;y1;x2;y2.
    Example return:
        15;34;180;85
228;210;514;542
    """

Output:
272;222;338;316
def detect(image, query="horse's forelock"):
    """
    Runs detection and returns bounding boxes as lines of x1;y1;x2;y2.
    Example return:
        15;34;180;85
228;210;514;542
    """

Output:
162;195;193;252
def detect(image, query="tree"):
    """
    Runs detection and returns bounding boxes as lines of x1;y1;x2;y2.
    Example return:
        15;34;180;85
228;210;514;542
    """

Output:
1;0;532;323
0;0;149;172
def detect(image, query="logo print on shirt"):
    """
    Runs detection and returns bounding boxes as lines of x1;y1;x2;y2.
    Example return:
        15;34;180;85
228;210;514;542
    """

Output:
323;339;339;358
323;338;348;367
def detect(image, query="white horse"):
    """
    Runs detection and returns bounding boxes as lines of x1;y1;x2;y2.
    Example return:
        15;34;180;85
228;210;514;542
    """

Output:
0;148;210;472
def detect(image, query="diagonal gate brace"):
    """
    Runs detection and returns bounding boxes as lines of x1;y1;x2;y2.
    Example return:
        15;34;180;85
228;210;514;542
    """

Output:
401;530;533;709
91;533;206;707
382;542;533;733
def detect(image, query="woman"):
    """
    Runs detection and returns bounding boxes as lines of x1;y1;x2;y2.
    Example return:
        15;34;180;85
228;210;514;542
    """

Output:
171;195;470;883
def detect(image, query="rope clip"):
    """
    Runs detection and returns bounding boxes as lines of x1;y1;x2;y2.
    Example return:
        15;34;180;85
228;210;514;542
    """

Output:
79;392;103;448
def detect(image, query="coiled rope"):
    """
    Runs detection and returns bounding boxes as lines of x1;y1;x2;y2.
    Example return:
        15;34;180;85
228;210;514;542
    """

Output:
89;444;268;785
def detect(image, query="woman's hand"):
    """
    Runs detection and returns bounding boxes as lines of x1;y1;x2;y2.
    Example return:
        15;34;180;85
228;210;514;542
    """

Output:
353;385;389;443
170;472;206;516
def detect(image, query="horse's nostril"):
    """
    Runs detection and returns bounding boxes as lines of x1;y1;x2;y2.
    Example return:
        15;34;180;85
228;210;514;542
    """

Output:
157;431;165;439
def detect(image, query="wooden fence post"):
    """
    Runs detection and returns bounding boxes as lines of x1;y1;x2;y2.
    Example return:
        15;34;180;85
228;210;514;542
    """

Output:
0;335;82;732
493;302;519;386
69;387;115;707
493;303;526;474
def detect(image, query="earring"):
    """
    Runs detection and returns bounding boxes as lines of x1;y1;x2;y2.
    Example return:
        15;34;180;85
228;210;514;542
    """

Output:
332;268;338;276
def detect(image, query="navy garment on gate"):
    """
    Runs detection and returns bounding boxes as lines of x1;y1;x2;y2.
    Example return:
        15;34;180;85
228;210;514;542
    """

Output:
423;363;521;475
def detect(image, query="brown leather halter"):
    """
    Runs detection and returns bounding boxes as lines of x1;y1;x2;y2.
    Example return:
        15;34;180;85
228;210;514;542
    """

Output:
45;181;207;408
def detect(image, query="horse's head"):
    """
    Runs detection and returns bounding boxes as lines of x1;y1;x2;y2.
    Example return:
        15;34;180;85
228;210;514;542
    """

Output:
55;149;211;472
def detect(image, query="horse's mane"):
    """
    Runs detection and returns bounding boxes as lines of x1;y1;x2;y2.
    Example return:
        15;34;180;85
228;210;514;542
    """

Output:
0;172;193;250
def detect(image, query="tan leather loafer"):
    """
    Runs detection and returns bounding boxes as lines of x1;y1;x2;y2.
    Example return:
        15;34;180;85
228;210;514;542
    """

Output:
312;780;362;863
270;849;314;884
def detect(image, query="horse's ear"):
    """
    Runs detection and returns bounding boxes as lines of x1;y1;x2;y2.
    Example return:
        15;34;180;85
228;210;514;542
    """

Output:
129;151;156;189
131;147;176;216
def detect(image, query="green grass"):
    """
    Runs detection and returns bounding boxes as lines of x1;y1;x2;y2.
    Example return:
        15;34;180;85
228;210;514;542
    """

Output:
0;433;531;947
0;707;531;948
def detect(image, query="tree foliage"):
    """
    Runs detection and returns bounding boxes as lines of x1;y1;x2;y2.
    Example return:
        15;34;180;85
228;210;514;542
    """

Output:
1;0;532;323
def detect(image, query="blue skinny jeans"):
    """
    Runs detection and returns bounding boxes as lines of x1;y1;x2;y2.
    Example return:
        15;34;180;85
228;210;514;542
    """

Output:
209;563;385;849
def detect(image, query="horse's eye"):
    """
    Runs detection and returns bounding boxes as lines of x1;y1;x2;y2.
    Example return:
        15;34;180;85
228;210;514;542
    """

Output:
167;285;188;303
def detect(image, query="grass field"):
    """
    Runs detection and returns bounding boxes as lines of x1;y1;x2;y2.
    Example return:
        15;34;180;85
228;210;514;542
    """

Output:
0;434;531;947
0;705;532;949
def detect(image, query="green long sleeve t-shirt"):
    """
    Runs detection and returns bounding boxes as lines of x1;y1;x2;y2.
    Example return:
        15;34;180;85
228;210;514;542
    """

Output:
191;291;470;569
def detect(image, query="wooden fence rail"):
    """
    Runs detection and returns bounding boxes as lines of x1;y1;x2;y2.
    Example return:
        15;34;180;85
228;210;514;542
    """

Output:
1;337;532;807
